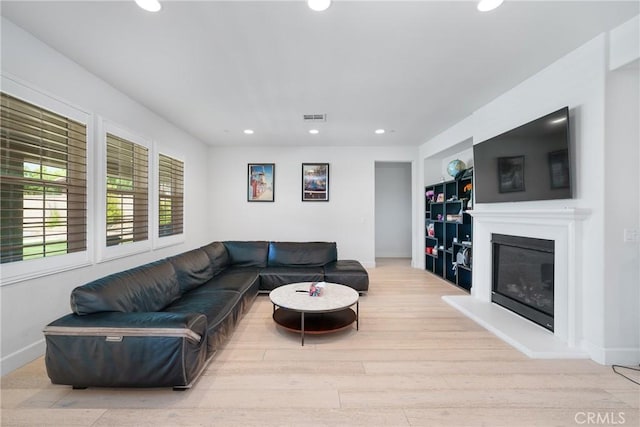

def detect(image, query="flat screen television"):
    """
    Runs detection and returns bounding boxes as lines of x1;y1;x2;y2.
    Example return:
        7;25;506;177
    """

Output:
473;107;572;203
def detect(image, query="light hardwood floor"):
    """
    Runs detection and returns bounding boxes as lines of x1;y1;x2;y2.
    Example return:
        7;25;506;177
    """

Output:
2;258;638;426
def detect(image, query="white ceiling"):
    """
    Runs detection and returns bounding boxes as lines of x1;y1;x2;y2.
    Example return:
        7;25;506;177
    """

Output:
1;1;638;147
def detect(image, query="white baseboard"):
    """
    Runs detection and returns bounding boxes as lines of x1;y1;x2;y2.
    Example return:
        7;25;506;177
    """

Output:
1;339;45;376
583;340;640;366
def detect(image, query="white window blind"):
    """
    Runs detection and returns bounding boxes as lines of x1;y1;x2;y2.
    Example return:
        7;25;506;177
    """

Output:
0;92;87;264
106;133;148;246
158;154;183;237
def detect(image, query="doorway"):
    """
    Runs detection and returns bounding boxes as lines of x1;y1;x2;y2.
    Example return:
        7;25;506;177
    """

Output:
375;162;412;259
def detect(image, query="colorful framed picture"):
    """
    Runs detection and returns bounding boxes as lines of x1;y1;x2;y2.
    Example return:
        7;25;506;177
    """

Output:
302;163;329;201
248;163;275;202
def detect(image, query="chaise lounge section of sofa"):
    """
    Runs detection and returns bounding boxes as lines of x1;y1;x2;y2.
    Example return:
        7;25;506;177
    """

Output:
43;241;368;389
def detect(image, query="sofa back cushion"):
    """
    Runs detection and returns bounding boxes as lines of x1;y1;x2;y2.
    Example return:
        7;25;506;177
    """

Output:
70;260;180;315
223;241;269;268
268;241;337;267
200;241;230;275
168;248;214;293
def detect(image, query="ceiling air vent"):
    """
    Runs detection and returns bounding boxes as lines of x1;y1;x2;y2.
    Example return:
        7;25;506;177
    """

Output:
303;114;327;122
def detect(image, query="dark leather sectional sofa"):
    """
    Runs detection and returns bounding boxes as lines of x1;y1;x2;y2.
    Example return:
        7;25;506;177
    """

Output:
43;241;368;389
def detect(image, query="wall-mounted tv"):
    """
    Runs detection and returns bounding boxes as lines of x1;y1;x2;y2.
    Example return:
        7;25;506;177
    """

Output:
473;107;572;204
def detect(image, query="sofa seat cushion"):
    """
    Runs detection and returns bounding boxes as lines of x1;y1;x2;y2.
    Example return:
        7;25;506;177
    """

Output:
267;241;337;267
71;260;180;315
189;271;260;329
196;269;260;294
259;266;324;291
323;260;369;292
168;248;214;293
163;290;241;329
163;290;243;354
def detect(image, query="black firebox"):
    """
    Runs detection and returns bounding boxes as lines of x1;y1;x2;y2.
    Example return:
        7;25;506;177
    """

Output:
492;234;554;331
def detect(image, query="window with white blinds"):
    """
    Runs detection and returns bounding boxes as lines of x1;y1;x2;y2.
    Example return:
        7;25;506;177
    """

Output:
0;92;87;264
158;154;184;237
106;133;148;246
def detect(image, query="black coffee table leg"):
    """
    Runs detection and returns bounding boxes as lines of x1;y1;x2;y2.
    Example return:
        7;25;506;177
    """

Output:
301;312;305;346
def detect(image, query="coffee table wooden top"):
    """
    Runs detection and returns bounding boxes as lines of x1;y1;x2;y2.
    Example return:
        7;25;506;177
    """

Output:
269;282;359;313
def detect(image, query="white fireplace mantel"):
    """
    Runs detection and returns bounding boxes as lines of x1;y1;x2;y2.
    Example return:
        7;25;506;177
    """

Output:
466;207;592;222
443;206;592;359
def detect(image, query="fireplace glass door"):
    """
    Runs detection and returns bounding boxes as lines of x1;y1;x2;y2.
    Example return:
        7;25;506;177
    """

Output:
492;234;554;331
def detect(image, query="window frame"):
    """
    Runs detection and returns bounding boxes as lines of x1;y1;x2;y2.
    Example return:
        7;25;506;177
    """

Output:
1;75;93;285
154;150;185;249
97;119;152;262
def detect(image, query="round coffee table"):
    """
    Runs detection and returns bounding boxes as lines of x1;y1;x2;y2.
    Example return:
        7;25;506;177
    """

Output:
269;282;359;346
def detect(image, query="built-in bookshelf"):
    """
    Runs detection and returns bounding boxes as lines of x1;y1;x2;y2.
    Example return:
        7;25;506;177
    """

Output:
425;173;473;292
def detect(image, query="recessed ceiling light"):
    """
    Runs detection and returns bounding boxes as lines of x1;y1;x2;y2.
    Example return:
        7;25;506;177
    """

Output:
135;0;162;13
375;129;386;135
308;0;331;12
477;0;504;12
309;129;320;135
243;129;254;135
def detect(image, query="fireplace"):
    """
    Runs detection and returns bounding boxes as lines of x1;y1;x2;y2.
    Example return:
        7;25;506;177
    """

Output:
443;208;590;359
492;234;554;331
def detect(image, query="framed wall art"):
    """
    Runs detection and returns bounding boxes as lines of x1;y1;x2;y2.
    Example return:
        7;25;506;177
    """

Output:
248;163;275;202
302;163;329;201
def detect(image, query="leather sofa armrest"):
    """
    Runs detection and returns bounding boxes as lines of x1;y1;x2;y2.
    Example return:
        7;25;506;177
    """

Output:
44;311;208;344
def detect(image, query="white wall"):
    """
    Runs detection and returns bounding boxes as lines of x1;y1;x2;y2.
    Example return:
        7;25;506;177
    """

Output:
0;19;212;374
420;118;474;186
604;61;639;353
607;17;640;358
207;146;417;267
375;162;412;258
418;17;640;364
610;15;640;70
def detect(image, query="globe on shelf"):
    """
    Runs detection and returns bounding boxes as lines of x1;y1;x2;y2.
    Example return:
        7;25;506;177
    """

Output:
447;159;466;179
